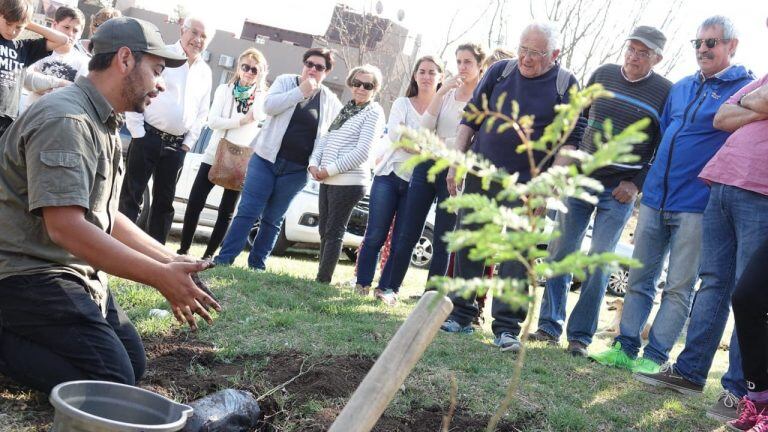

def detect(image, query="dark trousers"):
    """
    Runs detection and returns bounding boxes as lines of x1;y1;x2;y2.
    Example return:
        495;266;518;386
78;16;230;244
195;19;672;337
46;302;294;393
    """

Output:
356;173;410;289
178;162;241;259
0;273;145;393
119;133;186;244
447;175;528;337
732;237;768;392
382;161;458;291
317;183;366;283
0;116;12;138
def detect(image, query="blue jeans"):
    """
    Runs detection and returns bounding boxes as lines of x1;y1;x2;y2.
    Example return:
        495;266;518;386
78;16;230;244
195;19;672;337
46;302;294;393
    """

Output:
379;161;458;291
214;156;308;270
616;204;702;364
537;186;635;346
673;184;768;397
356;173;409;288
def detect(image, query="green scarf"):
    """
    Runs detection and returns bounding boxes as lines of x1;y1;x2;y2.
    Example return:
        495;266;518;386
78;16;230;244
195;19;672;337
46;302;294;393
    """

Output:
233;80;255;114
328;100;370;131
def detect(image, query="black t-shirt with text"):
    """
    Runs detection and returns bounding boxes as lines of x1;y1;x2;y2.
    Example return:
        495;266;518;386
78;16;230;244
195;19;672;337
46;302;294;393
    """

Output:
0;37;49;119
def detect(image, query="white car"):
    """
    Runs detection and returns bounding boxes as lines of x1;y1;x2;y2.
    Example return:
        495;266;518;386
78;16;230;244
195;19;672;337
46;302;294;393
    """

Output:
126;128;438;268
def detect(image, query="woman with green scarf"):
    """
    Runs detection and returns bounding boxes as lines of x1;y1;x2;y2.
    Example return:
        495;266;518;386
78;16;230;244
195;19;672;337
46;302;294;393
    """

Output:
308;64;386;284
177;48;268;260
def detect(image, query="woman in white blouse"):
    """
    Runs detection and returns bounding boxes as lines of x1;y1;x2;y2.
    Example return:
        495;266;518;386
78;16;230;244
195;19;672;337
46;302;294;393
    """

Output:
355;55;443;305
382;43;486;296
309;64;386;284
177;48;267;259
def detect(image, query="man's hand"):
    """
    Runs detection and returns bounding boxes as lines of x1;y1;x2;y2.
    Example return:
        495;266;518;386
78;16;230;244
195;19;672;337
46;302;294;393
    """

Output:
153;260;221;331
308;166;321;181
299;77;319;98
446;166;462;196
612;181;639;204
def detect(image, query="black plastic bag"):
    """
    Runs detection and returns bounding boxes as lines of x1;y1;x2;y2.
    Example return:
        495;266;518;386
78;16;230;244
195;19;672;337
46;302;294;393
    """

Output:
182;389;261;432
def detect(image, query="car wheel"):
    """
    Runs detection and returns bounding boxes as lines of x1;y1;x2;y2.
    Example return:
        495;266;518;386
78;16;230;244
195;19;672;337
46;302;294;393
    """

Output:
343;247;358;263
410;228;434;269
136;188;151;232
246;221;260;250
271;228;293;256
607;267;629;297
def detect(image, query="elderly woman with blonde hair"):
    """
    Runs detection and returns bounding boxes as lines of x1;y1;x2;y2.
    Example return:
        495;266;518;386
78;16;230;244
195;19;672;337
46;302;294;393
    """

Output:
177;48;268;260
308;64;386;283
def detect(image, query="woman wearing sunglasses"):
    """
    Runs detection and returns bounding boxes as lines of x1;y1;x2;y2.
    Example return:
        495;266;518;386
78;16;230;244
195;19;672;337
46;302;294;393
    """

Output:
309;65;386;283
381;43;487;298
214;48;342;271
177;48;268;260
355;55;443;305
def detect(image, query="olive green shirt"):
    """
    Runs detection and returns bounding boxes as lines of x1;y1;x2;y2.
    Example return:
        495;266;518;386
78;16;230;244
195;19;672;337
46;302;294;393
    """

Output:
0;76;123;314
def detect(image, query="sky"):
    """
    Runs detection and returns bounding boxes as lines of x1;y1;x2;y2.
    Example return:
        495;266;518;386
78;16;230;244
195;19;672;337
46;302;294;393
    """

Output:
138;0;768;81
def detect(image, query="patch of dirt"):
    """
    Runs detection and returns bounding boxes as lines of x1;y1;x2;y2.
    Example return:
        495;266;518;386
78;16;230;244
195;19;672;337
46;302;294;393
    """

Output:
0;334;542;432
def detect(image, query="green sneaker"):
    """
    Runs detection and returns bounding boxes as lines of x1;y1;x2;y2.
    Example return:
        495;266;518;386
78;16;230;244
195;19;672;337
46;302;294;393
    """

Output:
588;342;634;371
632;357;661;374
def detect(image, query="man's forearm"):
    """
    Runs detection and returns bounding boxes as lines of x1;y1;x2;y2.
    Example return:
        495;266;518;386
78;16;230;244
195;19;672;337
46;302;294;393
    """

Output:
455;124;475;153
111;213;176;264
43;207;168;287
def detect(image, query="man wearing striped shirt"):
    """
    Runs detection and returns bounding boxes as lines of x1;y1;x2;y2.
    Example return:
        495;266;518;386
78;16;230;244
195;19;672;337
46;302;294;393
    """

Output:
530;26;672;357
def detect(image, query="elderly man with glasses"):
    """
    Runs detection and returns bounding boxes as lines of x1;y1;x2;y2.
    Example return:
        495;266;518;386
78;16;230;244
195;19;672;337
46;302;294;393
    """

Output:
529;26;672;357
439;22;586;353
590;15;754;417
119;17;213;244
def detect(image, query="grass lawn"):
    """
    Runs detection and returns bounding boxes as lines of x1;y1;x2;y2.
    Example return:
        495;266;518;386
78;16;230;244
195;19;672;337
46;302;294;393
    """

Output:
0;241;733;431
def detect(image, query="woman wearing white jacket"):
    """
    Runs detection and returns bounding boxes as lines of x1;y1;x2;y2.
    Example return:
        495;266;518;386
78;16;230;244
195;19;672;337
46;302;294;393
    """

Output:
215;48;342;270
309;64;386;283
177;48;267;259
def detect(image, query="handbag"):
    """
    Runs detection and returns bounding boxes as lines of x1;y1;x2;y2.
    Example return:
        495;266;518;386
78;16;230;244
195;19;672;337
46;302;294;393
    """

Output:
208;92;251;191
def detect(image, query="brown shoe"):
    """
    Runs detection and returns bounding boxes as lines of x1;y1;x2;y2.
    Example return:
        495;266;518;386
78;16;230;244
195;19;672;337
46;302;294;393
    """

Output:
528;329;558;345
567;340;588;357
355;284;371;296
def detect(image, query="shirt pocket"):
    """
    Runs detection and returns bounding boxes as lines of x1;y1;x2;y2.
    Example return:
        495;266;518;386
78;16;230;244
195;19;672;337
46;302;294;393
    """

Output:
38;151;84;195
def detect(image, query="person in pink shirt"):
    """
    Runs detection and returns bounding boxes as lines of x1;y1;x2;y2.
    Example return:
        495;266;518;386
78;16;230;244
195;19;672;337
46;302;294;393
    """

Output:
638;66;768;426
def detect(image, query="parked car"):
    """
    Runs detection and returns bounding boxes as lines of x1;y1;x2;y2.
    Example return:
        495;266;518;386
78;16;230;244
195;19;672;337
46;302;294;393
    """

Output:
124;128;438;268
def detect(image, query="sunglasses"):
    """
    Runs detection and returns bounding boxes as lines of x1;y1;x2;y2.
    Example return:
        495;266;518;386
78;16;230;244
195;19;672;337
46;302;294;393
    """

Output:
240;64;259;74
351;79;375;91
690;38;730;49
304;60;327;72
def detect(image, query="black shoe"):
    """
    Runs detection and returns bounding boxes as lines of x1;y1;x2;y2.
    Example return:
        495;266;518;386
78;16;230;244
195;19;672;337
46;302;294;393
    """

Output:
634;363;704;396
567;340;588;357
528;329;559;345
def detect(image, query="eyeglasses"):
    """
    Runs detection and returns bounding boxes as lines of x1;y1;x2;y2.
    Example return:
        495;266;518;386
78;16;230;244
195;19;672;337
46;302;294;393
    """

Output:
240;64;259;74
625;46;654;59
351;79;375;91
304;60;327;72
518;46;549;59
690;38;730;49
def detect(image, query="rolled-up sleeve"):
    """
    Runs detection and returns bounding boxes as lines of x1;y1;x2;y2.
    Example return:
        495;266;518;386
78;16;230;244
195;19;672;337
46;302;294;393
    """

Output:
25;117;96;213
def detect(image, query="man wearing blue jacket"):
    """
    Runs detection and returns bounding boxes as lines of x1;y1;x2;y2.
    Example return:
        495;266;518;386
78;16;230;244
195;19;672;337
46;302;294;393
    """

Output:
592;15;753;402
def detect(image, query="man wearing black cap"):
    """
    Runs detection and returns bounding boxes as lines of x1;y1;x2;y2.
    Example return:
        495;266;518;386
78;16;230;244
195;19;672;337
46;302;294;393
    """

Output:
530;26;672;357
119;16;212;244
0;17;220;393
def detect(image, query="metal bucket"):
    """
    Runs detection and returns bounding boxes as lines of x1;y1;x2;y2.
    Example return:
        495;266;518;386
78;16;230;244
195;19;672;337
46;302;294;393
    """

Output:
49;380;193;432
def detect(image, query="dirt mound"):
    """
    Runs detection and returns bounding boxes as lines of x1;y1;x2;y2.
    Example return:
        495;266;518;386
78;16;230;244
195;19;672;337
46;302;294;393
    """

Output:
261;350;374;401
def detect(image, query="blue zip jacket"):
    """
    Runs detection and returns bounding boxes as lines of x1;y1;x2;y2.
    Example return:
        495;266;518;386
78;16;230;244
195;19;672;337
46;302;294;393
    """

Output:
641;65;754;213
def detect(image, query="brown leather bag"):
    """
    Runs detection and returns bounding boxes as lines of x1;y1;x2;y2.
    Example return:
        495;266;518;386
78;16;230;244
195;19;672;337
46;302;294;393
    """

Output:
208;95;251;191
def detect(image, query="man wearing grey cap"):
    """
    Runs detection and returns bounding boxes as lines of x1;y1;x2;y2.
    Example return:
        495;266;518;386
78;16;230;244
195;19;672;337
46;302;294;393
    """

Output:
529;25;672;357
119;16;212;244
0;17;220;393
593;16;753;407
